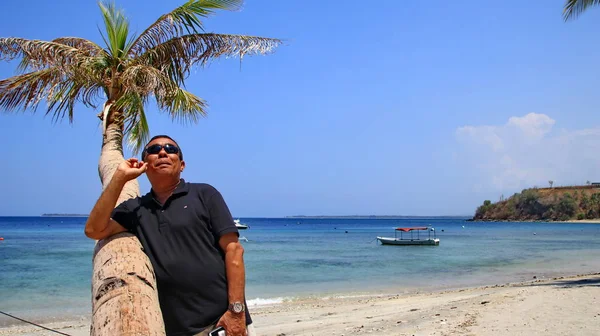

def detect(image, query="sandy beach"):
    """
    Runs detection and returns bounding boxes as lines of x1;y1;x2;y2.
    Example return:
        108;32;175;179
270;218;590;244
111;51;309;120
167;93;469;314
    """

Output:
2;272;599;336
566;219;600;224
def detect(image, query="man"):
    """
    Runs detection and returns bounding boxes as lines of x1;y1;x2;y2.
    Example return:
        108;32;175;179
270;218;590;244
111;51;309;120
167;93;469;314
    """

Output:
84;135;253;336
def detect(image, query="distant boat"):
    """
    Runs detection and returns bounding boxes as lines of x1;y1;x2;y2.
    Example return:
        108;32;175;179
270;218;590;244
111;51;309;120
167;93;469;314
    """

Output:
234;219;249;230
377;227;440;246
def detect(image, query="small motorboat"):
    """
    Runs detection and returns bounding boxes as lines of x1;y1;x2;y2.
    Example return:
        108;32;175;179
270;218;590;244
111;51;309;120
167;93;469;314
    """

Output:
377;227;439;246
234;219;249;230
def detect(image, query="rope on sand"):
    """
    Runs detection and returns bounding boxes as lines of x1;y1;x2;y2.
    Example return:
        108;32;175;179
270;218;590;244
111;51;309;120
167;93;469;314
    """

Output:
0;310;72;336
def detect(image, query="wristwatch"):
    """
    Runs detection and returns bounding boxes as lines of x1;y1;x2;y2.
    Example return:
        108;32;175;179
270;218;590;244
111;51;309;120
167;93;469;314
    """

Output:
228;301;245;314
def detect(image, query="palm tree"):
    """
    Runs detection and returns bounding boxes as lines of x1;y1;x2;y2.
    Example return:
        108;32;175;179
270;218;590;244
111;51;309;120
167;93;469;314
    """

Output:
0;1;281;334
563;0;600;20
0;0;281;203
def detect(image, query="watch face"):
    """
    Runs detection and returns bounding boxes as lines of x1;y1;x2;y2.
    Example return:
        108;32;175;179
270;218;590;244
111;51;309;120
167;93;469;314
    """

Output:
233;302;243;313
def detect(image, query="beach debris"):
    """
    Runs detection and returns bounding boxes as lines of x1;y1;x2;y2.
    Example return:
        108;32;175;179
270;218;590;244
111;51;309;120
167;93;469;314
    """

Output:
296;320;301;323
533;276;537;279
481;301;490;305
276;333;286;336
351;325;364;332
366;316;373;319
451;306;457;309
396;321;402;324
435;313;441;316
410;308;419;312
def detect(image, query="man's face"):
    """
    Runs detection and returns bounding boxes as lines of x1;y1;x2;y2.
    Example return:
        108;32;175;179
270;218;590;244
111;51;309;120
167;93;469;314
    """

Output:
143;137;185;181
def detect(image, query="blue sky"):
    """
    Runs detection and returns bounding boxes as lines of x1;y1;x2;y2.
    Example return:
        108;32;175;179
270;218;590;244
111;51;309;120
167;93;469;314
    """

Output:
1;0;600;217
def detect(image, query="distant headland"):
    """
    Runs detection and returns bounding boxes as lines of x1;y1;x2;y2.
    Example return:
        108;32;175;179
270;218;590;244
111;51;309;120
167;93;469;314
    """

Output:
286;215;469;219
41;213;88;217
472;184;600;222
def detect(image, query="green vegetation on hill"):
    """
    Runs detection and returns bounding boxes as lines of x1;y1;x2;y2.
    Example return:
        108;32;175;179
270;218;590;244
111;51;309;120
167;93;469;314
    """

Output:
473;186;600;221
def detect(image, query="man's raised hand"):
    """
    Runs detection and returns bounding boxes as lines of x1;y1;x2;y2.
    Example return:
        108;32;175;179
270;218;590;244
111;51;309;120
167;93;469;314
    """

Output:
114;158;148;182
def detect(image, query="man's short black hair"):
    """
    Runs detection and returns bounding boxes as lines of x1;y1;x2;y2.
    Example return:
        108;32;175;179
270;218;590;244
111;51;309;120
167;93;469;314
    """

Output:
142;135;183;160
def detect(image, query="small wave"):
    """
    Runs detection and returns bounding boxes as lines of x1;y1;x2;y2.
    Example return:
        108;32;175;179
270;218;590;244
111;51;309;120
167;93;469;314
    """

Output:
330;294;383;299
246;297;291;307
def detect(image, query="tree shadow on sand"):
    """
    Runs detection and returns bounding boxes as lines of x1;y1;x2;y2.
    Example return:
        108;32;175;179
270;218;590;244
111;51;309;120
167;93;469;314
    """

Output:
525;275;600;288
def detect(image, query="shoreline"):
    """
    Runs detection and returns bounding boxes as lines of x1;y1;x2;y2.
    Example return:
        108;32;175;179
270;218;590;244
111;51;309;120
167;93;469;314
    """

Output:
2;271;599;335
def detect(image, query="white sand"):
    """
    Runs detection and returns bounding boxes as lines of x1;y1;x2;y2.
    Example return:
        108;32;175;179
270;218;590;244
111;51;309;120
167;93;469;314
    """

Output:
2;273;599;335
565;219;600;223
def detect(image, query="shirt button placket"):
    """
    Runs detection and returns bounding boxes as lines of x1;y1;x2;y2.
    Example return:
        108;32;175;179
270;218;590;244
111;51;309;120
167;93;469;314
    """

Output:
159;207;168;231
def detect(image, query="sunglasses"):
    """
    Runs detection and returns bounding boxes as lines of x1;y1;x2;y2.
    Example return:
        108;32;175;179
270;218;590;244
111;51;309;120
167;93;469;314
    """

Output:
143;144;180;157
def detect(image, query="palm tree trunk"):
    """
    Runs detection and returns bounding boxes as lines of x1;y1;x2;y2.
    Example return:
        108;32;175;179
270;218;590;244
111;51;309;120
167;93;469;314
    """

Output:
90;104;165;335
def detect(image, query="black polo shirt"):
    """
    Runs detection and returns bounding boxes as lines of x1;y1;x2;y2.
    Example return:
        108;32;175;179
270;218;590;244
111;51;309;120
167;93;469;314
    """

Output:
111;179;252;336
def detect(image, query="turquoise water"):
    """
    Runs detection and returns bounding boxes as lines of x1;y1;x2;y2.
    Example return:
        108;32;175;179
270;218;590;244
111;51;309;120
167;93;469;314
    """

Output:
2;216;600;326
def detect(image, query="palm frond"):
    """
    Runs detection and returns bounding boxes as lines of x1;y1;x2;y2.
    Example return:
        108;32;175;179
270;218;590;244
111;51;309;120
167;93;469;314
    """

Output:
13;38;104;75
120;65;177;96
128;105;150;154
0;68;102;122
0;68;63;112
98;1;134;59
563;0;600;20
116;92;150;153
52;37;104;54
158;88;207;124
46;80;103;123
0;38;91;71
129;0;243;55
136;33;282;84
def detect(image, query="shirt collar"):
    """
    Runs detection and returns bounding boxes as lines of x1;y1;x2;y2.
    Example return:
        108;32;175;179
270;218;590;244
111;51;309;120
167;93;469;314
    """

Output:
142;178;189;205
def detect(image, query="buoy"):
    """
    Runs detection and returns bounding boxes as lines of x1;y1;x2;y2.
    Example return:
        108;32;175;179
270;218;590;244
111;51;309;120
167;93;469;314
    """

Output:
0;237;4;240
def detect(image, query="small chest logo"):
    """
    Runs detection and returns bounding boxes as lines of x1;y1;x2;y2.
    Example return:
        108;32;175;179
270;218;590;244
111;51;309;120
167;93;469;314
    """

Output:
184;205;188;209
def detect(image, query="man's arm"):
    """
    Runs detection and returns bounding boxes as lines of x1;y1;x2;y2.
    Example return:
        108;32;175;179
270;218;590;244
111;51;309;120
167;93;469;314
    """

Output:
84;158;147;240
207;187;247;335
219;233;246;305
217;233;247;336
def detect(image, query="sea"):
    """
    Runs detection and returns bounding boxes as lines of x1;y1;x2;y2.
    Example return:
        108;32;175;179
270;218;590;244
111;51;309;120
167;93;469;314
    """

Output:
2;216;600;327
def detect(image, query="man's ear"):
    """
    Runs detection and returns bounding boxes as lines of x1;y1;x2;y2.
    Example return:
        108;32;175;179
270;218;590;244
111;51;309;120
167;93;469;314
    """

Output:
180;160;185;172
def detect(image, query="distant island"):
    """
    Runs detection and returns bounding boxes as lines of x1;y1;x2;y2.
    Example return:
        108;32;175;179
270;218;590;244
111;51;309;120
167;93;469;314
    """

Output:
472;185;600;222
42;213;88;217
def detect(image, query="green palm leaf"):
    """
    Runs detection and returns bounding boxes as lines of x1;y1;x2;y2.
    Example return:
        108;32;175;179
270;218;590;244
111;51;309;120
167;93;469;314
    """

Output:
116;92;150;153
136;33;282;84
563;0;600;20
159;88;207;124
129;0;243;55
98;1;135;59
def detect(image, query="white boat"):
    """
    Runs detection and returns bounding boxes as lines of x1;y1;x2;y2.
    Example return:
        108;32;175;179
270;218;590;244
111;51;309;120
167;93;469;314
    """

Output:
377;227;440;246
234;219;249;230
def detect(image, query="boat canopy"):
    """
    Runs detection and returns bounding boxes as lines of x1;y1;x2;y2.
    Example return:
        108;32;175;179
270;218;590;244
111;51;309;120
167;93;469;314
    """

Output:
395;227;429;232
